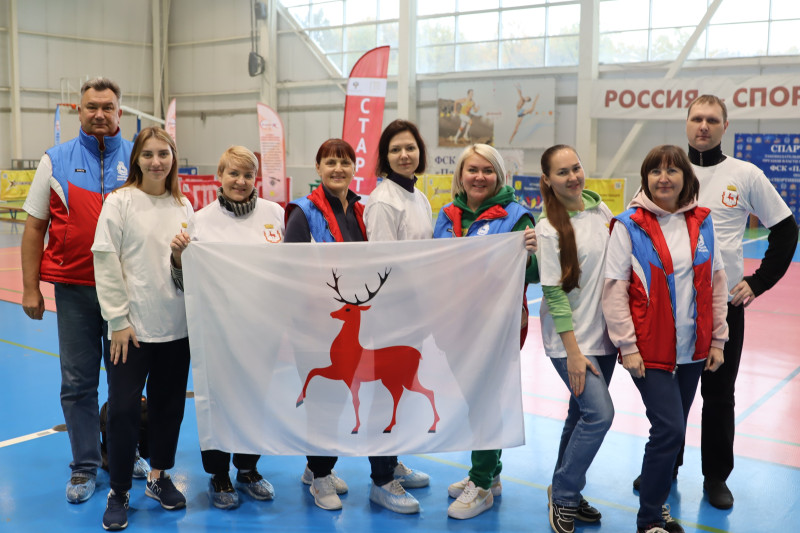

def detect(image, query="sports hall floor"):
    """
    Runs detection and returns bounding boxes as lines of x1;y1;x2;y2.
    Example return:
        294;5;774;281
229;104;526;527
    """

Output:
0;218;798;533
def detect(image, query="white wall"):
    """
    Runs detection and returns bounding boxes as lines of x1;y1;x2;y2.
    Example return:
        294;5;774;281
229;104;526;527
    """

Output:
1;0;153;166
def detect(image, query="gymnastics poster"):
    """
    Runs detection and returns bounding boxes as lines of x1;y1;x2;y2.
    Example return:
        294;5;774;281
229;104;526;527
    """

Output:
437;79;555;149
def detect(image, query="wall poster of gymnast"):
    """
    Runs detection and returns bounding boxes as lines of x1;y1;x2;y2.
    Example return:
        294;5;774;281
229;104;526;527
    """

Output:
437;79;555;149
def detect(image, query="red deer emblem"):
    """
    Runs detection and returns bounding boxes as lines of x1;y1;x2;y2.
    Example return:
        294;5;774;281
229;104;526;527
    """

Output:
296;269;440;434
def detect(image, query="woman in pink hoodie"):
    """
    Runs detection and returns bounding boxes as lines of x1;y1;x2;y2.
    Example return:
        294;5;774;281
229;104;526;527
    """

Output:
602;145;728;533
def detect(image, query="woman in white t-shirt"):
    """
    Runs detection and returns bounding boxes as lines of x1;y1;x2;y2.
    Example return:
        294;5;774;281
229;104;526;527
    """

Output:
169;146;284;510
92;126;194;530
535;145;615;533
360;120;432;511
364;119;433;241
602;145;728;533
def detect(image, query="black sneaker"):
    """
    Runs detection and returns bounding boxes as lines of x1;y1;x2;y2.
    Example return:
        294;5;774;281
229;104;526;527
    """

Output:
662;504;684;533
102;490;129;531
146;471;186;510
549;502;577;533
576;497;601;522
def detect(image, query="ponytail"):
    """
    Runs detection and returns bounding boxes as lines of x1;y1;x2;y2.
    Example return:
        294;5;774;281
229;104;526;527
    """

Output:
540;145;581;293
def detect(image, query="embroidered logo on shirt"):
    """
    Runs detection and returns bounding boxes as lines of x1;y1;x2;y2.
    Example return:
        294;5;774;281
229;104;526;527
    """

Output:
116;161;129;181
476;223;490;236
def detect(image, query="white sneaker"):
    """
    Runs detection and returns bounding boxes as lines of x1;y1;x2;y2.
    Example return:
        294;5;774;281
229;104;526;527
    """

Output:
368;480;420;514
309;476;342;510
393;461;429;489
301;465;348;494
447;480;493;520
448;475;502;498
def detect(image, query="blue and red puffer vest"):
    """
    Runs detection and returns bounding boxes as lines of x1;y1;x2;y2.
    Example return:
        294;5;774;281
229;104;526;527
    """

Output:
434;200;533;349
611;206;715;371
284;184;366;242
433;201;531;238
41;128;132;285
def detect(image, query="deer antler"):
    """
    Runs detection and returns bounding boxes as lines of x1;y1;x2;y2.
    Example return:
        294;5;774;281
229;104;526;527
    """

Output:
327;268;392;305
327;269;350;304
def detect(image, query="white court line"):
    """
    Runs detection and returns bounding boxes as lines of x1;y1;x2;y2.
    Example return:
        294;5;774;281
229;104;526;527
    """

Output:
742;235;768;245
0;428;59;448
528;298;542;305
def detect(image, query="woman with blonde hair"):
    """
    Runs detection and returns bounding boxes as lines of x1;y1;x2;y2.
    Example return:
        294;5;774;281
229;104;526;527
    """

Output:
170;145;284;509
434;143;537;520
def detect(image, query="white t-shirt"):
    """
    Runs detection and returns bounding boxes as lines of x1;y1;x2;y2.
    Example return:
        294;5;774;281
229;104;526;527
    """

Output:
364;178;433;241
695;156;792;296
92;187;194;342
605;212;724;364
189;198;285;244
22;155;57;219
536;201;616;358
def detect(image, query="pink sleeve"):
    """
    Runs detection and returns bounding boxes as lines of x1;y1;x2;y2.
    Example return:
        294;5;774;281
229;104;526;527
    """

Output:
711;268;729;349
601;278;638;355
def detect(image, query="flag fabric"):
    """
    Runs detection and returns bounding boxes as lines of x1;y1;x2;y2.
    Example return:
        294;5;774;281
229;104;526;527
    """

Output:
183;232;527;456
256;102;286;203
342;46;390;198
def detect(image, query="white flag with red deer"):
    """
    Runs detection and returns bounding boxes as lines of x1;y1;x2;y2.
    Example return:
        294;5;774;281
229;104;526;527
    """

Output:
183;232;527;456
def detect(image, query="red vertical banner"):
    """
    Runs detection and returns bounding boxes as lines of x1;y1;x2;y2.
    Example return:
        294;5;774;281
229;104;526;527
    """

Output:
342;46;390;197
165;98;177;142
257;103;287;203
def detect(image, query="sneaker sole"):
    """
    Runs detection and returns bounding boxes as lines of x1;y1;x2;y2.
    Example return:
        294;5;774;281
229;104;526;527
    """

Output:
369;499;420;514
67;493;93;504
209;493;239;510
447;494;494;520
145;488;186;510
102;520;128;531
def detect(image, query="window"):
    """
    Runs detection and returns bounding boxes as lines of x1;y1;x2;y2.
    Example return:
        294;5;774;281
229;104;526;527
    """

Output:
600;0;800;64
279;0;797;77
416;1;580;74
282;0;580;75
281;0;399;75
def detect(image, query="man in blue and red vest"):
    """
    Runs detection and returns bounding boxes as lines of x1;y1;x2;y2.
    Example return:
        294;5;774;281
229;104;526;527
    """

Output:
21;77;135;504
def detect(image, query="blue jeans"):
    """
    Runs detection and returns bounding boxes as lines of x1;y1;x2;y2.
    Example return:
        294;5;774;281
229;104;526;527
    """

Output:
550;355;616;507
633;362;703;528
54;283;110;479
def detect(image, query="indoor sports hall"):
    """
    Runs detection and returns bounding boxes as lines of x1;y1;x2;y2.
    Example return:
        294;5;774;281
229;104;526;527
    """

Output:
1;1;799;532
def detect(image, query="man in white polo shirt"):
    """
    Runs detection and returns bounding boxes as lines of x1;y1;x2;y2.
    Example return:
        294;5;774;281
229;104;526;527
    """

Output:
685;94;798;509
